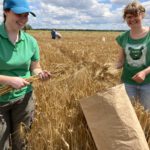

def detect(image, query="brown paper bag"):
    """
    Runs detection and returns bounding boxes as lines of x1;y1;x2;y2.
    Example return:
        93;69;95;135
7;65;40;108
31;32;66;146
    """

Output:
80;84;149;150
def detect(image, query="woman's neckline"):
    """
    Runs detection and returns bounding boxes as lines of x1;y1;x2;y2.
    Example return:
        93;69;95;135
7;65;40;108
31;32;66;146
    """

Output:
129;27;150;40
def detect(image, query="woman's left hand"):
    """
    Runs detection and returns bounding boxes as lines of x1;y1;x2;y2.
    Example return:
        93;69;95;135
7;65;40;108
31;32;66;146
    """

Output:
132;71;146;83
38;70;51;80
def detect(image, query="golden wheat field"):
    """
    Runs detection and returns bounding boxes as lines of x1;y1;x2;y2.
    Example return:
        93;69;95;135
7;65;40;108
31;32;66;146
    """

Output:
23;30;150;150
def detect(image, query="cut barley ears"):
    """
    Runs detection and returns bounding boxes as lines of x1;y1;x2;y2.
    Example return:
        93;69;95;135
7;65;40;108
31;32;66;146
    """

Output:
133;101;150;145
0;75;40;96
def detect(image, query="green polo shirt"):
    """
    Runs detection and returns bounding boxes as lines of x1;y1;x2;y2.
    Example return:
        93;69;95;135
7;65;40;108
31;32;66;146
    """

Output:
0;23;40;103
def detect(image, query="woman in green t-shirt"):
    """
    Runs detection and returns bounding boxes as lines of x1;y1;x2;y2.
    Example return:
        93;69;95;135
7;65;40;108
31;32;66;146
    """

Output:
0;0;51;149
116;2;150;111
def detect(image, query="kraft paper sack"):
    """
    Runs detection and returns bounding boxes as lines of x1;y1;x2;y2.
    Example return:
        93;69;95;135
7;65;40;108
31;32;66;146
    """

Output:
80;84;149;150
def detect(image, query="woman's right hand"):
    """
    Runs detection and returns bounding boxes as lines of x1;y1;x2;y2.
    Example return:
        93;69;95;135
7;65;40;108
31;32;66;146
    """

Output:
6;77;30;89
132;71;146;83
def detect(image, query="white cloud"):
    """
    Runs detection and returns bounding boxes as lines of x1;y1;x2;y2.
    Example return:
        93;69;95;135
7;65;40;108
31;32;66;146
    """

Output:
110;0;135;4
38;0;95;9
0;0;149;30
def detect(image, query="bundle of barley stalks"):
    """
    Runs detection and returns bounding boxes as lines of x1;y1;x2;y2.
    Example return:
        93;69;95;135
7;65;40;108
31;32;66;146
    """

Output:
0;75;40;96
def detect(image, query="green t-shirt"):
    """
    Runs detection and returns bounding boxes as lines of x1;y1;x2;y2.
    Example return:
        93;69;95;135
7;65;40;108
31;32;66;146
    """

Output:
116;30;150;85
0;23;40;103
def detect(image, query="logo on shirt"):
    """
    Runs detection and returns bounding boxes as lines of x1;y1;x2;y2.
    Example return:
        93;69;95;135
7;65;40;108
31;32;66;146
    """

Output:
125;44;147;67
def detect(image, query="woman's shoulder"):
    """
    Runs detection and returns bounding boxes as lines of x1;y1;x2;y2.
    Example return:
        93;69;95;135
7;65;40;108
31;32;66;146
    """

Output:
116;30;130;48
21;31;37;42
22;31;35;39
118;30;129;38
116;30;129;41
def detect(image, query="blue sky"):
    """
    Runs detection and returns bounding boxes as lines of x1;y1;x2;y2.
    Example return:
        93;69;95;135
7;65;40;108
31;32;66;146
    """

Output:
0;0;150;30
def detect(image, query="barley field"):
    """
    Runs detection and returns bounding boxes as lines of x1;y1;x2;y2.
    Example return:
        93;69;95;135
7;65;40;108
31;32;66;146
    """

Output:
24;30;150;150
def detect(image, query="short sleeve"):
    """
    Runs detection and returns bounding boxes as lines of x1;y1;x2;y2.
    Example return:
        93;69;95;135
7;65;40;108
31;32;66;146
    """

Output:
116;34;123;47
115;31;129;49
31;38;40;61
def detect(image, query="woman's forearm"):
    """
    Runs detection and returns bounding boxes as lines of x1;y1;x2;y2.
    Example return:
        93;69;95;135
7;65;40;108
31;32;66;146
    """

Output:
0;75;12;85
143;66;150;76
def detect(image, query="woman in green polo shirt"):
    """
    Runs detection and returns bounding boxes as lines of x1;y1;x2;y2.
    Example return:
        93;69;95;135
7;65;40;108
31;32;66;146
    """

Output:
116;2;150;110
0;0;50;149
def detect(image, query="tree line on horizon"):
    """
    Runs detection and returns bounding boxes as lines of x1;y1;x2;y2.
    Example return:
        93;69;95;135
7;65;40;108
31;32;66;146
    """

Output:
24;24;126;32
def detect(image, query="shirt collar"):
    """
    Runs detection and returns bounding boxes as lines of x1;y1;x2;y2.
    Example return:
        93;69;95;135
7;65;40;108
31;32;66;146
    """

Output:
19;30;25;41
